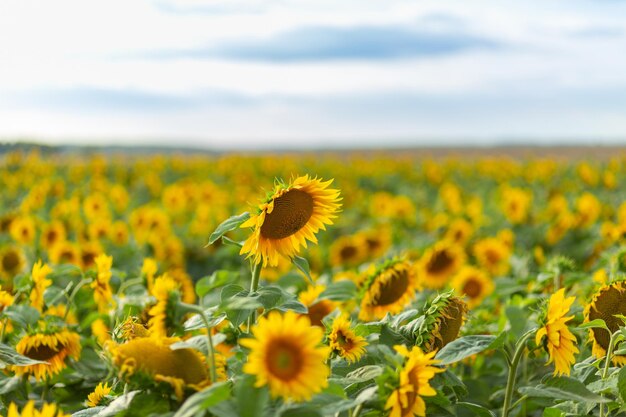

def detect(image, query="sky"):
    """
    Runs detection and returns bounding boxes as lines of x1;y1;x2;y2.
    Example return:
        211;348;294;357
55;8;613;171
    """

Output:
1;0;626;149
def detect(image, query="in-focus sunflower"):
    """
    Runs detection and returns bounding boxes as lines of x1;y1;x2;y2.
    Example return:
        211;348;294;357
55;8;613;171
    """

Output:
584;282;626;365
536;288;579;376
86;382;112;407
240;311;330;401
385;345;444;417
240;175;341;267
7;401;70;417
30;260;53;312
417;241;465;289
109;336;210;399
328;314;367;363
12;328;81;381
473;237;511;277
298;284;338;327
358;259;420;321
450;266;494;309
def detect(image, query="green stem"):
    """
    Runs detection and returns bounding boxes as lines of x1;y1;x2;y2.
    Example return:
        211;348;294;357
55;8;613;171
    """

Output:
352;403;364;417
247;262;262;330
117;277;145;296
182;303;218;383
63;278;92;321
502;330;535;417
600;330;620;417
0;318;8;343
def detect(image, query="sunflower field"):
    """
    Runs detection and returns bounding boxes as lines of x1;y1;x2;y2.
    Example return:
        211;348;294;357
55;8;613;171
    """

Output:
1;149;626;417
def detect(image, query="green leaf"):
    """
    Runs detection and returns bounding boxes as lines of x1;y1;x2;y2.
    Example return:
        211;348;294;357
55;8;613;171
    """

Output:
319;280;357;301
292;256;313;284
518;377;611;404
222;236;244;248
505;305;526;338
576;319;610;332
72;408;104;417
235;374;269;417
2;304;40;328
183;308;226;332
435;335;497;365
0;376;20;395
331;365;383;384
95;391;140;417
0;343;47;367
173;381;232;417
279;406;322;417
207;212;250;246
456;402;496;417
618;366;626;403
542;408;565;417
196;270;238;298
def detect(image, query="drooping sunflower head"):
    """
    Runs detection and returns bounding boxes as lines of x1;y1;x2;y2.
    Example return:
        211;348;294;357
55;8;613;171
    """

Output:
450;266;494;309
584;281;626;365
536;288;579;376
12;327;82;381
358;259;420;321
240;175;341;267
417;241;466;289
240;310;330;402
412;291;468;352
108;336;211;400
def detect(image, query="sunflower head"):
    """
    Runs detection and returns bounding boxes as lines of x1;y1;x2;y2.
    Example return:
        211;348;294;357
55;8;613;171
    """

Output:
328;314;367;363
418;241;466;289
240;175;341;267
298;284;338;327
450;266;494;309
329;235;366;268
358;258;420;321
410;291;468;352
0;246;26;287
584;281;626;365
240;310;329;402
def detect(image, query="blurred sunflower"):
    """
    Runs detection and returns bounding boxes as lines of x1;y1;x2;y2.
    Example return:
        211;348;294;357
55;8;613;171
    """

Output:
7;401;70;417
12;327;81;381
473;237;511;277
584;282;626;365
49;241;82;267
40;221;67;250
501;187;532;224
385;345;444;417
450;266;494;309
536;288;579;376
241;310;329;401
359;259;419;321
240;175;341;267
86;382;112;407
9;215;36;245
91;254;113;313
329;235;366;268
109;336;212;399
298;284;338;327
91;318;111;346
418;241;465;289
148;274;180;338
328;314;367;363
0;246;26;287
443;218;473;246
30;260;53;312
357;227;392;260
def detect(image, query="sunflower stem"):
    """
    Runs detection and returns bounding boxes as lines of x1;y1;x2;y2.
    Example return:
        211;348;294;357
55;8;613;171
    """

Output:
600;330;621;417
352;403;364;417
247;262;262;330
502;329;535;417
0;318;8;343
63;278;91;321
185;304;218;384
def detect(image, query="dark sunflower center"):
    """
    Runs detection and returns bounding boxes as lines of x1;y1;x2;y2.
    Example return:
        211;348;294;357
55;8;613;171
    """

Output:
60;250;76;264
375;269;409;306
2;251;20;272
485;249;501;265
335;330;354;350
266;339;304;381
589;286;626;352
307;301;334;327
366;238;380;251
46;230;58;244
260;189;314;240
427;250;453;274
340;245;358;261
25;344;60;361
462;278;482;298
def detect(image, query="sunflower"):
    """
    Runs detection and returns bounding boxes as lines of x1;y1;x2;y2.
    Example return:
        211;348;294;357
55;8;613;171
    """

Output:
81;241;103;270
91;254;114;313
9;215;36;244
86;382;112;407
40;221;67;250
473;237;511;277
7;401;70;417
12;328;81;381
30;260;53;312
443;218;473;246
91;318;111;345
109;336;210;399
167;268;196;304
357;227;392;260
412;292;468;352
240;310;330;401
109;221;129;245
584;282;626;365
299;285;338;327
0;246;26;286
385;345;444;417
328;314;367;363
240;175;341;267
49;241;82;267
417;241;465;289
450;266;494;309
148;274;180;338
358;259;420;321
329;235;366;268
536;288;579;376
141;257;158;292
501;187;532;224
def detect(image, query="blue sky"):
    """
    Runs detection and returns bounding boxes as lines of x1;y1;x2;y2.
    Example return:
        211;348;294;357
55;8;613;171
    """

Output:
1;0;626;149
